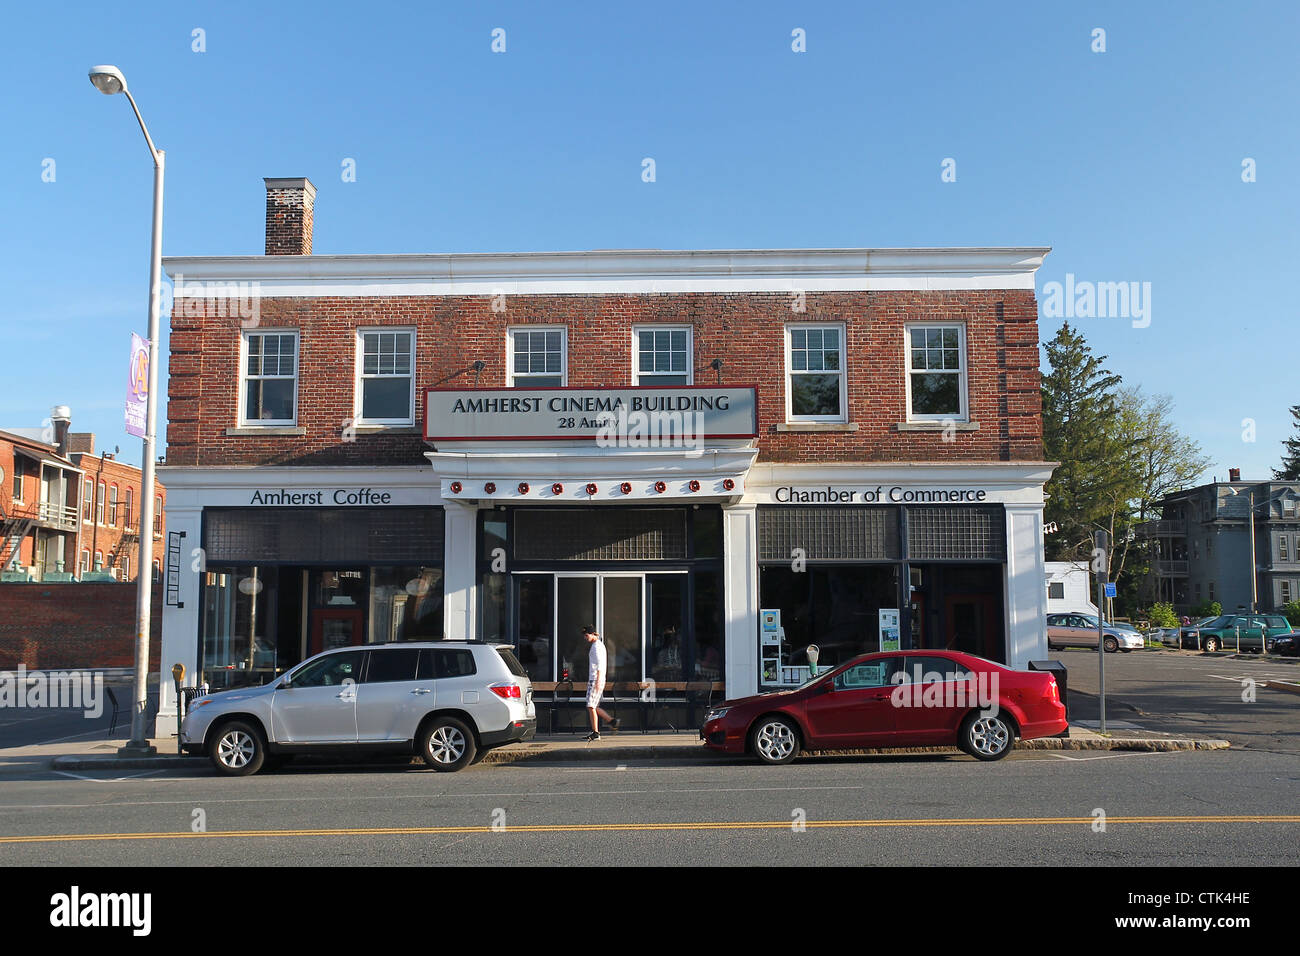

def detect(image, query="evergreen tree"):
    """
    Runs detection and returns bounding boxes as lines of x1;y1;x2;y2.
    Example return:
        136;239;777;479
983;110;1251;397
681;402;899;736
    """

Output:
1040;322;1131;561
1273;405;1300;480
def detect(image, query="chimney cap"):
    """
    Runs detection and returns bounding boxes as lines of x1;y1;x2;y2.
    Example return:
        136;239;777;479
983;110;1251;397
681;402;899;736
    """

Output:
51;405;71;422
264;177;316;197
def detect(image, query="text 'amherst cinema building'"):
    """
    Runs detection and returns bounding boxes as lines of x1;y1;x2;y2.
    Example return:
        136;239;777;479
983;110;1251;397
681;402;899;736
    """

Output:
155;177;1054;735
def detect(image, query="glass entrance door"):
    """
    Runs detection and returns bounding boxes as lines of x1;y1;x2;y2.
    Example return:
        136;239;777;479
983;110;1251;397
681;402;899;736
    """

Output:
554;574;644;683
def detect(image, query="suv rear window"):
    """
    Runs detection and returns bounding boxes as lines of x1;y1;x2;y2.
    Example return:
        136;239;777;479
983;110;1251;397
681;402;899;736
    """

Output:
495;647;527;677
417;648;477;680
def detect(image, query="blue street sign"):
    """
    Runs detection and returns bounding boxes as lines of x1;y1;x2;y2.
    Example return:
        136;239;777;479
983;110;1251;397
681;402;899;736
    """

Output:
1104;582;1117;598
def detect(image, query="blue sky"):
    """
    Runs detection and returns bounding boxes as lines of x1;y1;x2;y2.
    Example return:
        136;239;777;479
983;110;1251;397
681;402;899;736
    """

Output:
2;1;1296;479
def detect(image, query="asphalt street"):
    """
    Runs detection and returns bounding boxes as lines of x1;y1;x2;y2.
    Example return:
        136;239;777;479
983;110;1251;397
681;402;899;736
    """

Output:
1048;649;1299;753
1;746;1296;866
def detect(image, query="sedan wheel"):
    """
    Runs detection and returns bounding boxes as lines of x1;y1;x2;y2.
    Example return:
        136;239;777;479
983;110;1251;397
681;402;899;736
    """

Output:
962;713;1014;761
751;716;800;765
419;717;477;772
1103;637;1119;653
210;720;265;776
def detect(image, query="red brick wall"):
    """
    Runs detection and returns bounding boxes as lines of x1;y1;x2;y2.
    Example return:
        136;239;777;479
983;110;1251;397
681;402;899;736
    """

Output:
0;582;163;670
167;290;1044;467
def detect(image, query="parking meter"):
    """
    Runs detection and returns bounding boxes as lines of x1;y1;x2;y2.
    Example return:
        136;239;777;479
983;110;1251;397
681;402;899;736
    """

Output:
807;644;820;678
171;663;185;754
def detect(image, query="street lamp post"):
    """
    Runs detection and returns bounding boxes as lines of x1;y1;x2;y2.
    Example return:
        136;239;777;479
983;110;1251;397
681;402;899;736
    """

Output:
89;65;163;756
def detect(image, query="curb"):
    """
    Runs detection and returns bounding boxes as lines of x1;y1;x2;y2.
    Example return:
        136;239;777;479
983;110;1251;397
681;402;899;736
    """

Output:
1263;680;1300;696
46;734;1232;770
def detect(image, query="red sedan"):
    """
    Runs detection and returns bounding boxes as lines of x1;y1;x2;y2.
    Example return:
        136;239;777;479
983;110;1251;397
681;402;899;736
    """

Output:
700;650;1066;764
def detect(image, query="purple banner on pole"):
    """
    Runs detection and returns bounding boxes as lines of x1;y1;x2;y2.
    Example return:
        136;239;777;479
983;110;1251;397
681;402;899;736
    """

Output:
126;332;148;438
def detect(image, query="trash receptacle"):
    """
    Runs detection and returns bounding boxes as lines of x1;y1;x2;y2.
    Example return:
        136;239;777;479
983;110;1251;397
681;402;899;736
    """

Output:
1028;660;1069;737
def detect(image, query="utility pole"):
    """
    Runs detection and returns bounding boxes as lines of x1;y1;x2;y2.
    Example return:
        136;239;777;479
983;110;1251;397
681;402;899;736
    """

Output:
1094;529;1110;733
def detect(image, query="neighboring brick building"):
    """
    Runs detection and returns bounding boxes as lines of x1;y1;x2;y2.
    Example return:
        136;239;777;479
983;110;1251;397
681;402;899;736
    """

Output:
155;176;1054;735
67;434;166;582
0;413;165;582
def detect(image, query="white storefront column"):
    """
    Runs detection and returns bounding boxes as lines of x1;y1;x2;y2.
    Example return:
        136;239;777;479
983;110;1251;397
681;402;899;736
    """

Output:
723;504;759;699
442;500;478;641
155;505;202;739
1004;502;1049;669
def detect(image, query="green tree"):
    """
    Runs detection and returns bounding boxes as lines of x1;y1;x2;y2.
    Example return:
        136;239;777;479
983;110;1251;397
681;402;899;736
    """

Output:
1274;405;1300;480
1041;322;1131;562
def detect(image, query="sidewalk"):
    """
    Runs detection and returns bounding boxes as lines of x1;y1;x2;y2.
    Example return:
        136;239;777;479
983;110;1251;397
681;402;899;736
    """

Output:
0;722;1231;775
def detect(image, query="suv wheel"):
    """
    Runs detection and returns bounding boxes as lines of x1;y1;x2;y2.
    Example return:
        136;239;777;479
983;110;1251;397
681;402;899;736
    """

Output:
1103;636;1119;653
419;717;477;772
210;720;265;777
750;716;800;765
961;712;1014;761
1203;637;1219;653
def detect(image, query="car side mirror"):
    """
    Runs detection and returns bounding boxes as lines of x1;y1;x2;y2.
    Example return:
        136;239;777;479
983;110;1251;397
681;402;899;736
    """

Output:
819;681;835;694
277;679;290;690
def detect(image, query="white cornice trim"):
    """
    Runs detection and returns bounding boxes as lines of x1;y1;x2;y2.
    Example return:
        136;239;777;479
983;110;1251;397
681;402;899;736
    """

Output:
165;247;1051;297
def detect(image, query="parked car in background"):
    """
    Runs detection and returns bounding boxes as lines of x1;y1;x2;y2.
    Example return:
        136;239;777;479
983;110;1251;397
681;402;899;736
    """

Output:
1047;613;1143;653
182;642;536;776
1177;616;1219;649
1187;614;1291;653
1265;631;1299;656
701;650;1067;764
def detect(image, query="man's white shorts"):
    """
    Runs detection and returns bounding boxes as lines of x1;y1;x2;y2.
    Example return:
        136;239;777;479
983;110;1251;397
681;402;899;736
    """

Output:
586;682;605;708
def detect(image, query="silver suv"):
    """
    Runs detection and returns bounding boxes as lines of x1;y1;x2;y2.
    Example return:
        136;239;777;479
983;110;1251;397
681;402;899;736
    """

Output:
181;642;535;776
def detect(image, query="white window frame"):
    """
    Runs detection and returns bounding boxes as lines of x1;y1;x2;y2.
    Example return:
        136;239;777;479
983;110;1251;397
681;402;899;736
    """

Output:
506;325;567;387
1282;536;1290;561
239;329;300;426
96;481;105;525
904;322;969;422
632;325;693;385
1282;580;1292;604
354;327;416;426
784;322;848;423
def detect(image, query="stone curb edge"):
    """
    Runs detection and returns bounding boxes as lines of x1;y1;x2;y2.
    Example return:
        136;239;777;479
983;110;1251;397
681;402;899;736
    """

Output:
46;736;1232;771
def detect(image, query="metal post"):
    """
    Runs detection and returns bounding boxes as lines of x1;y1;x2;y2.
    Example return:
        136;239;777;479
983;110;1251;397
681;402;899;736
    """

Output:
1094;529;1109;733
120;140;164;756
1249;491;1257;614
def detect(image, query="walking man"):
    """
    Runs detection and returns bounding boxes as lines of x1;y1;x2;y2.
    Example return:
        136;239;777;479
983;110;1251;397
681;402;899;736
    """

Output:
583;625;618;740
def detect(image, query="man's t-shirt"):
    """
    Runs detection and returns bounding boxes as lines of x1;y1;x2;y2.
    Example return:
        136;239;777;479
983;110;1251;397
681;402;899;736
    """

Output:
588;639;607;685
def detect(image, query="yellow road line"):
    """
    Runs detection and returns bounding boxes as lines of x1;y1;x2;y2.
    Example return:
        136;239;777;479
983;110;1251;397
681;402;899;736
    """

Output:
2;815;1299;844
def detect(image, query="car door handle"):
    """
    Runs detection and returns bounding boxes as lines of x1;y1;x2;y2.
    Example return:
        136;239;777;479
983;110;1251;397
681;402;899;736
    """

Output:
410;688;432;695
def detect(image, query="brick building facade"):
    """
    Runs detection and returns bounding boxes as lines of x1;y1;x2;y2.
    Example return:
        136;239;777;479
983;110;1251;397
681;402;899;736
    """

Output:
0;418;166;583
155;177;1054;736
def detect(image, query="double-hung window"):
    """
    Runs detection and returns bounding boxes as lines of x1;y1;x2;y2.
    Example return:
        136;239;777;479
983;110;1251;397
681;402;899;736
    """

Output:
633;326;691;385
508;327;566;386
906;324;968;421
785;324;846;421
357;329;415;425
242;330;299;425
109;485;119;526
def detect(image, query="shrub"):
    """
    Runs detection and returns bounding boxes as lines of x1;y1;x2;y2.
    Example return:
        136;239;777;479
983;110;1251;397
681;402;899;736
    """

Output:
1145;602;1180;628
1189;600;1222;619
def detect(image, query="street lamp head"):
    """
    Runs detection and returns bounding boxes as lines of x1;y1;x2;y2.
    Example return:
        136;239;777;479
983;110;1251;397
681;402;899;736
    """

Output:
88;65;128;95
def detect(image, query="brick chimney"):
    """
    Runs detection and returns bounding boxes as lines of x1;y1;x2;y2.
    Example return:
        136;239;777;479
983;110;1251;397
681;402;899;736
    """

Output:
264;178;316;255
1229;467;1241;482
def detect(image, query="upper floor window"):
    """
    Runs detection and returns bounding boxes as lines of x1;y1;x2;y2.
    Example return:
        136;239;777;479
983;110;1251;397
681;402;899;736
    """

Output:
12;457;24;500
508;327;565;387
1282;580;1292;603
906;324;968;421
356;329;415;425
1282;536;1290;561
125;488;133;528
82;478;93;521
96;481;105;525
1286;497;1296;517
785;324;846;421
108;485;119;526
154;494;163;536
241;330;298;425
633;326;691;385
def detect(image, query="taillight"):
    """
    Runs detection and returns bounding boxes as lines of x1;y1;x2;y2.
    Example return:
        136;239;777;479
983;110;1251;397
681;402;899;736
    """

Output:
490;682;522;700
1048;677;1060;702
